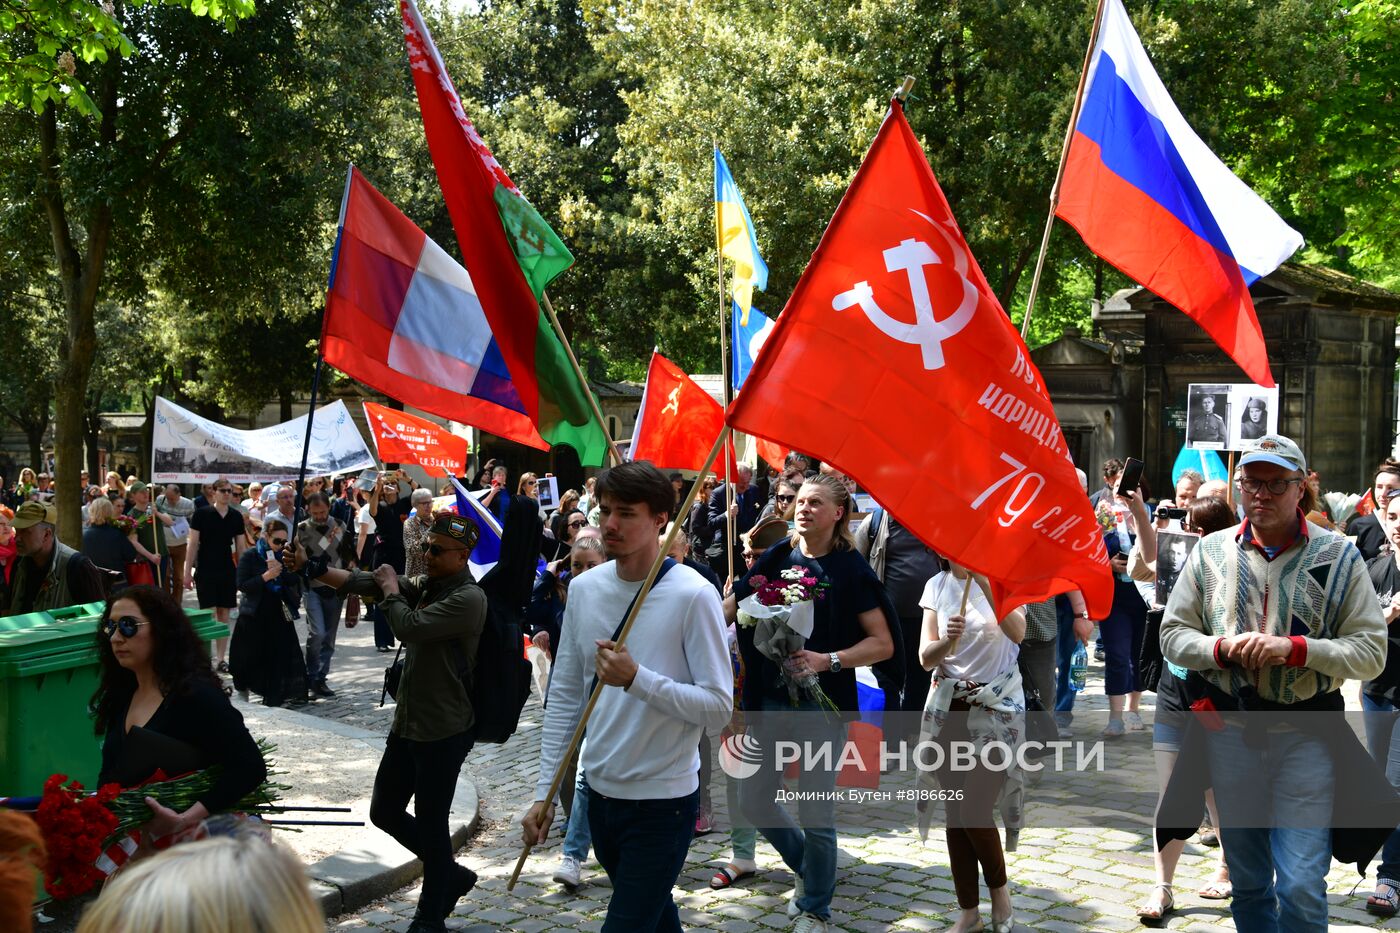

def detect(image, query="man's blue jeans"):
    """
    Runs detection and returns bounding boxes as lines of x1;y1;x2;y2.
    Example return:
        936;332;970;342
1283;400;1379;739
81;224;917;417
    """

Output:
1207;719;1333;933
1053;596;1079;723
304;587;343;684
739;703;846;921
563;770;592;861
587;783;698;933
1361;693;1400;883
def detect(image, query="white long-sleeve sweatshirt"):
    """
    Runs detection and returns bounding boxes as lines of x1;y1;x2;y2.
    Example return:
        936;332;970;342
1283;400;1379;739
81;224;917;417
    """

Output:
534;561;733;802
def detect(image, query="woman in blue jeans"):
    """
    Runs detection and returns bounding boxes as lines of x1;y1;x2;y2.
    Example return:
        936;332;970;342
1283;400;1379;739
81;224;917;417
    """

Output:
1361;494;1400;916
726;473;893;933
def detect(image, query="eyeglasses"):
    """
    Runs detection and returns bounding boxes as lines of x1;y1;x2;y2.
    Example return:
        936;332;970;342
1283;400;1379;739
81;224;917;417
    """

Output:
526;480;538;487
1240;477;1303;496
103;615;150;639
420;542;466;556
776;494;796;504
567;519;587;529
270;537;287;546
216;488;232;494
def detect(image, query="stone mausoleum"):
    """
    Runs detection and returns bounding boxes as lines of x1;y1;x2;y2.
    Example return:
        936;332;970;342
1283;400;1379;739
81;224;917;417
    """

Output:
1030;264;1400;497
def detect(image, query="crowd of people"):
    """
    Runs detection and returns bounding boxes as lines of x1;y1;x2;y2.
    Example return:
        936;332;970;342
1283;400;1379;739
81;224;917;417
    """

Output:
5;436;1400;933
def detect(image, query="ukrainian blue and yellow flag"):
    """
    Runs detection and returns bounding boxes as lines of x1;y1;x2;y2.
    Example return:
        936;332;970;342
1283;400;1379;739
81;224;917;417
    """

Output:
714;148;768;324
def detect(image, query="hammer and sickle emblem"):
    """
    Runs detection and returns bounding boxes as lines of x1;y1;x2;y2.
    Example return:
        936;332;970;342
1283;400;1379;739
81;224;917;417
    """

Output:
662;386;681;417
831;210;979;370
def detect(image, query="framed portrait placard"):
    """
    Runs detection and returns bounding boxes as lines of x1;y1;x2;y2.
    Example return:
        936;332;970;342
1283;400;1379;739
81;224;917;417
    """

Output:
1185;383;1279;451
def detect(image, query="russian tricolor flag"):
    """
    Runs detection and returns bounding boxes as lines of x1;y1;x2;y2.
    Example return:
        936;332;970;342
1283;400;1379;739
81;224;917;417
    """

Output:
1056;0;1302;388
322;166;552;450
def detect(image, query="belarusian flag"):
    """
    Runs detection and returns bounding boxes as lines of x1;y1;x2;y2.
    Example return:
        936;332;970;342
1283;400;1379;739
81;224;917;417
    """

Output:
400;0;608;466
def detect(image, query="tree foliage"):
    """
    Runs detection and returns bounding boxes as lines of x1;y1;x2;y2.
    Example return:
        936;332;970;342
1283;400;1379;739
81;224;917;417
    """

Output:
0;0;254;117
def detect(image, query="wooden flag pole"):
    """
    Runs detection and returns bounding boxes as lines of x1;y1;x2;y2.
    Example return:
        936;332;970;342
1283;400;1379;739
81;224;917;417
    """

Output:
713;140;737;586
947;571;975;650
539;290;624;467
1018;0;1109;341
507;425;734;891
1227;450;1236;507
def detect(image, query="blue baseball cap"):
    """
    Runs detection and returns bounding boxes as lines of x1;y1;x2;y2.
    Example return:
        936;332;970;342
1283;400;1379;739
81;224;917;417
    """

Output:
1238;434;1306;474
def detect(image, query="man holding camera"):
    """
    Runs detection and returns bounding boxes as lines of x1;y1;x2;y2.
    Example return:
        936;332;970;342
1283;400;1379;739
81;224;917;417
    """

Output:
298;491;358;698
287;512;486;933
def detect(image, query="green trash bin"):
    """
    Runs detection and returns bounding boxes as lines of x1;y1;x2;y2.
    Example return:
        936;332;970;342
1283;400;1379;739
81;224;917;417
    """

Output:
0;604;224;796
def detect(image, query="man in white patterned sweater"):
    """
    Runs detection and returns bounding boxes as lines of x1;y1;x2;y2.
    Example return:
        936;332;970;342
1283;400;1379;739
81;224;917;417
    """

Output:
1162;433;1385;932
522;461;732;932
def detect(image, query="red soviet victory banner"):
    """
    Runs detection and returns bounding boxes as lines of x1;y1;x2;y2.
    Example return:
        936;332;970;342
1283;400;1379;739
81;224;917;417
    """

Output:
727;100;1113;619
364;402;470;478
631;352;738;475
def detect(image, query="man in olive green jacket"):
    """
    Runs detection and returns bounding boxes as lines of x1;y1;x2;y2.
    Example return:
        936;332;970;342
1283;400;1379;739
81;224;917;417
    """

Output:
289;511;486;933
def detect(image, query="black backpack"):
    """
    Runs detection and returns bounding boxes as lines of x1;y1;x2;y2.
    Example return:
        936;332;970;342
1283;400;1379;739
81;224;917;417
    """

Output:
460;595;532;743
471;495;544;744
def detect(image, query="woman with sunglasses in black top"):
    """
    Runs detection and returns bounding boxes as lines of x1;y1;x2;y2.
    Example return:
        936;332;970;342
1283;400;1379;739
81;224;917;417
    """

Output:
92;585;266;842
229;523;309;707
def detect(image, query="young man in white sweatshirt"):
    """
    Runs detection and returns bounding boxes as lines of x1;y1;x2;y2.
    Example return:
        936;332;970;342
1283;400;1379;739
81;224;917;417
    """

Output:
522;461;732;931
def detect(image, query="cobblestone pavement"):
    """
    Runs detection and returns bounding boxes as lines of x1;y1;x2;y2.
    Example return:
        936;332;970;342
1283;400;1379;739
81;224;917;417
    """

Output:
302;623;1397;932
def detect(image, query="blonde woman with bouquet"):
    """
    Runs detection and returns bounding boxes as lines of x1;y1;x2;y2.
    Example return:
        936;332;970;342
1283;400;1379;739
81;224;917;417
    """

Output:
723;473;894;933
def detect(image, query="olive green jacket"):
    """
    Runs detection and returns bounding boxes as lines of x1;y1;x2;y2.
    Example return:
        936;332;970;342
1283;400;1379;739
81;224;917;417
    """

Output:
339;566;487;741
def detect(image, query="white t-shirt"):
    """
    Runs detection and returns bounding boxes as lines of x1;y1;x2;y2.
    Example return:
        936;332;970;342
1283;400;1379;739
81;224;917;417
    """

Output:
356;503;377;535
919;572;1019;683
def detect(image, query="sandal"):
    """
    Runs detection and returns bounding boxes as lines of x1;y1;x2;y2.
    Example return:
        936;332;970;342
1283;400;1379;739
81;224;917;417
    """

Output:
1137;884;1175;926
1368;879;1400;917
1197;880;1232;900
710;864;755;890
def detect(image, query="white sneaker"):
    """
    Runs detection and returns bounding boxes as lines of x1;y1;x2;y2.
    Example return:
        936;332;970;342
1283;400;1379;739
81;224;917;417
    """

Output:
1125;711;1146;732
787;874;806;918
552;854;582;889
792;913;828;932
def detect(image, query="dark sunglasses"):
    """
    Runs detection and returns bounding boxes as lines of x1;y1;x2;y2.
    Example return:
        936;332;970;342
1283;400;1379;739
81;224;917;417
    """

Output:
420;542;466;556
103;615;150;638
567;519;587;529
270;537;288;546
776;494;796;504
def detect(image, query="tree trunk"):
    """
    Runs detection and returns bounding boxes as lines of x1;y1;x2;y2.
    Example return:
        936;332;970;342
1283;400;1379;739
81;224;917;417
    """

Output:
278;386;293;423
40;57;119;547
25;424;44;476
54;384;90;544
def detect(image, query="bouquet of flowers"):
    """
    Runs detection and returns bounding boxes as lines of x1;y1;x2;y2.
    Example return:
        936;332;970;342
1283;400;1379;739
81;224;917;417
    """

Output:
112;513;137;535
737;566;837;712
34;775;120;900
1094;500;1119;534
35;740;288;900
1324;491;1363;530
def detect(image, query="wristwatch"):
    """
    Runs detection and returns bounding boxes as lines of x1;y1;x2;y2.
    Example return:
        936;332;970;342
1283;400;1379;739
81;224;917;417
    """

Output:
1080;611;1091;620
828;652;842;673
